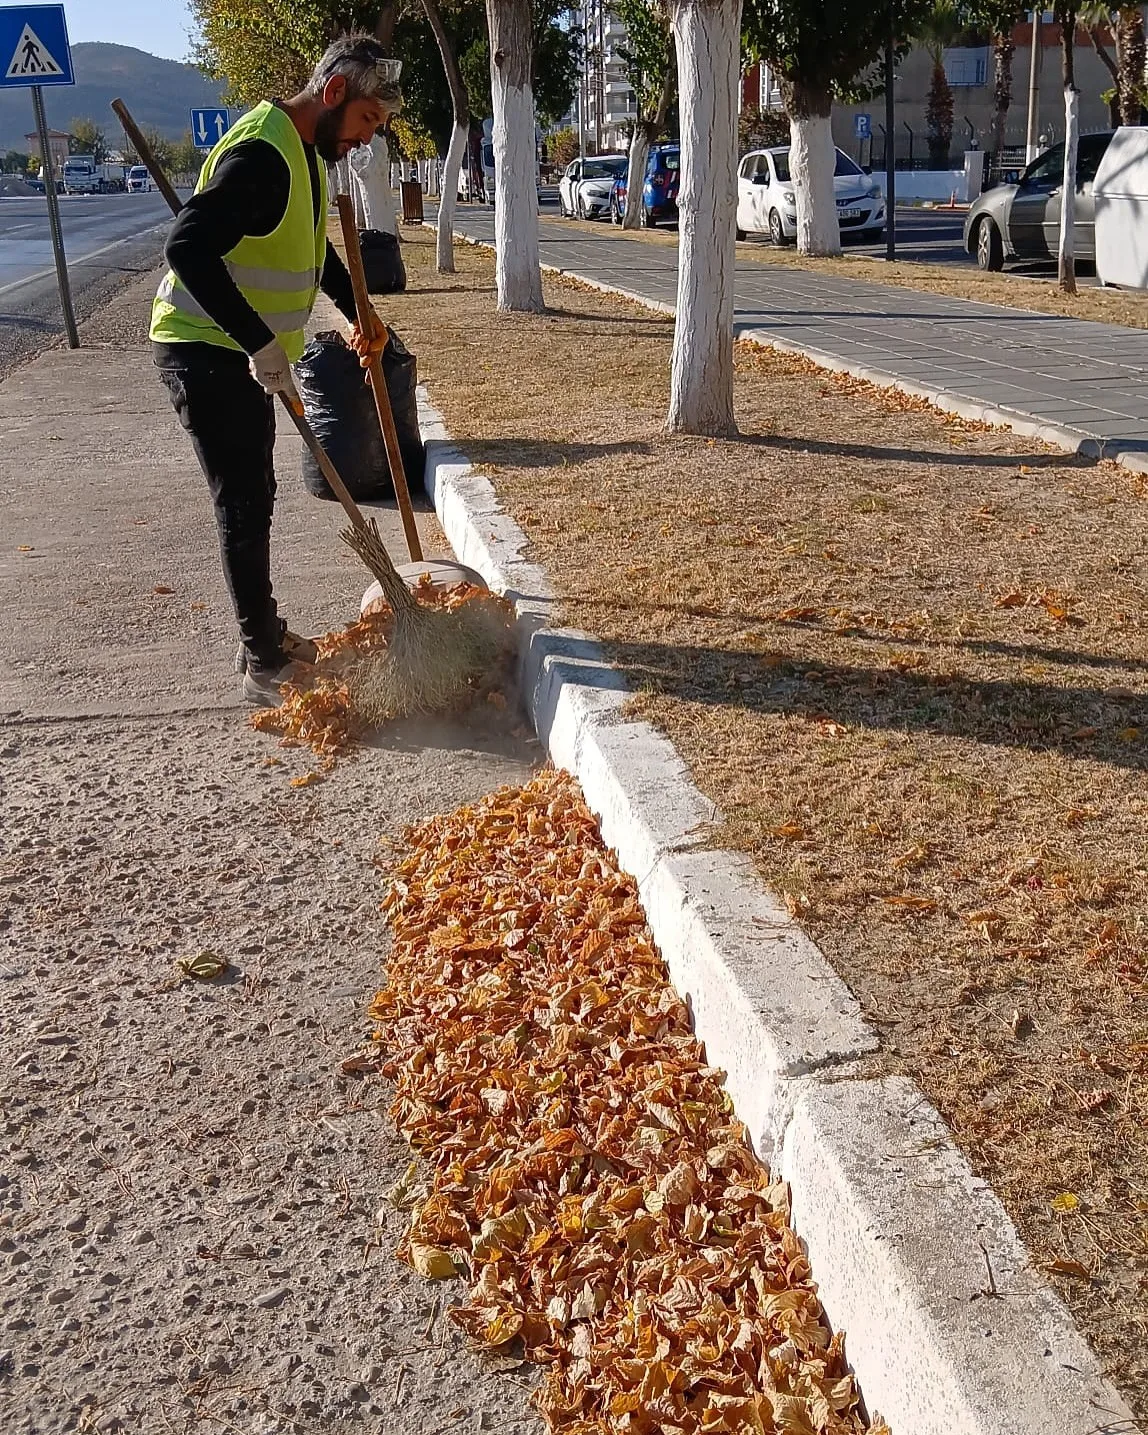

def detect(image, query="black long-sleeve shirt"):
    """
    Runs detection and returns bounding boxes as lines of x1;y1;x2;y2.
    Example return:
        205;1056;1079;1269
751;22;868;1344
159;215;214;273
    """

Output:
153;111;356;367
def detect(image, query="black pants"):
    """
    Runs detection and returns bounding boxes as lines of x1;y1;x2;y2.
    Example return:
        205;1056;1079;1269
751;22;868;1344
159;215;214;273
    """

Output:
155;343;283;671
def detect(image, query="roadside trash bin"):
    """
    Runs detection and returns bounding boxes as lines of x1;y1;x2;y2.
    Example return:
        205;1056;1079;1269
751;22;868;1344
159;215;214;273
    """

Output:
296;331;425;501
400;179;424;224
1093;126;1148;288
358;229;406;293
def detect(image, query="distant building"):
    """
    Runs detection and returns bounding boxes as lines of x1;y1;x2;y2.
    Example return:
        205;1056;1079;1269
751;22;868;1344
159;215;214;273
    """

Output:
742;16;1125;167
576;1;636;153
24;127;69;176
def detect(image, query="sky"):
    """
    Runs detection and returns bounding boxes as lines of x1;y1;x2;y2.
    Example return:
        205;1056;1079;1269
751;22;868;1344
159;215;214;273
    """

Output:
59;0;196;61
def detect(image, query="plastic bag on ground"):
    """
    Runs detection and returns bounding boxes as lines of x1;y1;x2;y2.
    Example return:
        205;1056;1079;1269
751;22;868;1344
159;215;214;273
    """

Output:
358;229;406;294
296;330;425;502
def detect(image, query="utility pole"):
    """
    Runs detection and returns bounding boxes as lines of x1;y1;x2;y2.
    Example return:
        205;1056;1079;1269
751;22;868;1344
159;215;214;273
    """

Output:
1025;7;1042;161
885;13;896;260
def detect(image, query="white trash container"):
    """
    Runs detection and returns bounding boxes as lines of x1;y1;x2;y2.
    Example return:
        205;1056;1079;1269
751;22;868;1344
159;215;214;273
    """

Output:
1093;126;1148;288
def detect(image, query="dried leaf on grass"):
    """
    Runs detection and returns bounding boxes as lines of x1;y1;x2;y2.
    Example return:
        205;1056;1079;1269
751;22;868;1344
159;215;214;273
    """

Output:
373;768;887;1435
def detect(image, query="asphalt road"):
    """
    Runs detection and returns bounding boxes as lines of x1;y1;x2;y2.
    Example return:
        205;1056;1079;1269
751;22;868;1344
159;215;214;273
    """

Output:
0;190;177;379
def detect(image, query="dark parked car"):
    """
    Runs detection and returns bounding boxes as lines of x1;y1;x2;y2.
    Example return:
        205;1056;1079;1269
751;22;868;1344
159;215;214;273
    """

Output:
609;143;680;226
964;131;1115;270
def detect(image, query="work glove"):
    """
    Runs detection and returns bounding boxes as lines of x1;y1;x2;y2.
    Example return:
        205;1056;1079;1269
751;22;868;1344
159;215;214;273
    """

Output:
249;338;301;407
348;308;388;371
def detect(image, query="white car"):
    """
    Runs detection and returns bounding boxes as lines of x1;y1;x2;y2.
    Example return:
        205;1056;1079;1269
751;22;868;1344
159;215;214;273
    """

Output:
736;146;885;245
559;154;628;221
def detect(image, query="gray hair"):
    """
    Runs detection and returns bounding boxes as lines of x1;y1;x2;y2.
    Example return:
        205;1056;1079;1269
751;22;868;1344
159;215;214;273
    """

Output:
305;34;403;106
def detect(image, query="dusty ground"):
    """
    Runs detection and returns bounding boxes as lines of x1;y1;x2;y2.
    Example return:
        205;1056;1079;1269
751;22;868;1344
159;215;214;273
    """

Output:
564;213;1148;330
0;270;544;1433
382;227;1148;1422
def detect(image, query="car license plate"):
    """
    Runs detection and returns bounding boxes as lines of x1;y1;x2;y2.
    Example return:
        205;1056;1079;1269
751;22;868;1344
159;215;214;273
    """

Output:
838;207;861;220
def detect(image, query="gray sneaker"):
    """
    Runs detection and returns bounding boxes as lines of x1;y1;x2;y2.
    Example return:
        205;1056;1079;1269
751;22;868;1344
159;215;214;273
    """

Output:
241;658;311;708
235;628;319;675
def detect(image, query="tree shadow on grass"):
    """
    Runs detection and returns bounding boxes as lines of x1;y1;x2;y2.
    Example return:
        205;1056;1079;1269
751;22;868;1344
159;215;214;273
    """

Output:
585;633;1148;773
465;437;656;468
725;431;1098;469
574;593;1148;676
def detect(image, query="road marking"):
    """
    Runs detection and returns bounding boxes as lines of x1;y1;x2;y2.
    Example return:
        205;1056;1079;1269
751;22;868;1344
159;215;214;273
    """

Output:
0;220;169;299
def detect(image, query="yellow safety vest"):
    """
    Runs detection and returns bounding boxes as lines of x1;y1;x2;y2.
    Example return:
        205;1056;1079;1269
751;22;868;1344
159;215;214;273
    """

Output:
150;101;326;361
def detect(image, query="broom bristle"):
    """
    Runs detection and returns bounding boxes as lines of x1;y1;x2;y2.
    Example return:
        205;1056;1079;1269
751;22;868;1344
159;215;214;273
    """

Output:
337;518;512;721
340;518;417;617
348;597;510;722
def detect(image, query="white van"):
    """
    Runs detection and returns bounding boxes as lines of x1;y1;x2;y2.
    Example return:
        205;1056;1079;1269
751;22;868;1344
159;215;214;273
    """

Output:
126;165;152;193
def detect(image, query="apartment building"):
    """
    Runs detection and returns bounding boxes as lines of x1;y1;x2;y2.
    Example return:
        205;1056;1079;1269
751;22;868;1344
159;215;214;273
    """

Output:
575;0;637;153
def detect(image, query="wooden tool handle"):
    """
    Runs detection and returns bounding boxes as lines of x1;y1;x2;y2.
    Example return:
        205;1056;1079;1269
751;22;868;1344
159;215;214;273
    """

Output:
110;100;375;538
335;194;423;563
111;99;184;217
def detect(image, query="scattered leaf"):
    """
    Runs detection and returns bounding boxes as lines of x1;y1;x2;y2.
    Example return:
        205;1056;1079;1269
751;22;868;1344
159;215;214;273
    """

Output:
176;950;228;982
407;1243;458;1280
153;584;174;595
1051;1192;1080;1214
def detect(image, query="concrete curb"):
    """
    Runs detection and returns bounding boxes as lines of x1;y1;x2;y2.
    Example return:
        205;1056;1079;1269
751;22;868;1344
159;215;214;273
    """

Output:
457;229;1148;479
414;325;1140;1434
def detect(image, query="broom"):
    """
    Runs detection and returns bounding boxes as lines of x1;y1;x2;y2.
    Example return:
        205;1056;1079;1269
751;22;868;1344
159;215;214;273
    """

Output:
112;99;507;719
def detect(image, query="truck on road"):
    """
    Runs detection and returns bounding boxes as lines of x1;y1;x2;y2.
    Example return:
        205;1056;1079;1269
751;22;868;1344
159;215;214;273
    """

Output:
62;156;127;194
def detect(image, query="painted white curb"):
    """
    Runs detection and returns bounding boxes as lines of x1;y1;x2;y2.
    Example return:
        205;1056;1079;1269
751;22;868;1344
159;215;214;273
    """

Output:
415;379;1140;1435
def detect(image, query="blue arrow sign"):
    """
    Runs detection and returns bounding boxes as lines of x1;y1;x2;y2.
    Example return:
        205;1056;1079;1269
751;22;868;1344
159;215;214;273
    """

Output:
191;107;231;149
0;5;74;88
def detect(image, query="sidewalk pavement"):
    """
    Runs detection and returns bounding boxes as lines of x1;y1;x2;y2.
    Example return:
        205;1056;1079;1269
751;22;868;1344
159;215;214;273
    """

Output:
449;207;1148;470
0;277;540;1433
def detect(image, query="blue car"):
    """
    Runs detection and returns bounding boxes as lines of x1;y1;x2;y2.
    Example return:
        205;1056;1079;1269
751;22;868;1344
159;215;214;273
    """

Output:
609;143;680;227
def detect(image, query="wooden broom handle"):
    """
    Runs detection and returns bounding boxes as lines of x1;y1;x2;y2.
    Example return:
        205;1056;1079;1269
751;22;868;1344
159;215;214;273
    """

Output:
335;193;423;563
110;99;376;539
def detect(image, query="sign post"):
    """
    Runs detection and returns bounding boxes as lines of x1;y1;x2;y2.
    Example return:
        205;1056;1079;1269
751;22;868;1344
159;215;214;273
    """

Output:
884;21;897;262
191;107;231;150
0;5;77;347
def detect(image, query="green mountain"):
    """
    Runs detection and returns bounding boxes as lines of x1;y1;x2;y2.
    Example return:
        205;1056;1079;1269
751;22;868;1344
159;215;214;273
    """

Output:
0;42;225;152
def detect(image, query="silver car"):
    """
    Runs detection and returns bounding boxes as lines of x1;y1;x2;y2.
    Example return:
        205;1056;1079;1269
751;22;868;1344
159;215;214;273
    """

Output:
964;131;1114;270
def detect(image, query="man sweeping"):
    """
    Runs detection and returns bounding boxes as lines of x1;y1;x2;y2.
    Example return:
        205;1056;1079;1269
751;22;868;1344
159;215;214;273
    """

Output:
151;35;401;704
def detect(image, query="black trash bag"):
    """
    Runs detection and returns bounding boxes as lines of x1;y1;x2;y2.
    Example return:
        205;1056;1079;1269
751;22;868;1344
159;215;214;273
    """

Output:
358;228;406;293
296;330;425;502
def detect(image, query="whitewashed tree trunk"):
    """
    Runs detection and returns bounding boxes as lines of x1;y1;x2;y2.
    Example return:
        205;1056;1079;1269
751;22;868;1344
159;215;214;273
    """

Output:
786;87;839;257
437;120;469;272
667;0;741;436
1058;82;1079;293
486;0;544;312
623;125;651;228
348;133;397;234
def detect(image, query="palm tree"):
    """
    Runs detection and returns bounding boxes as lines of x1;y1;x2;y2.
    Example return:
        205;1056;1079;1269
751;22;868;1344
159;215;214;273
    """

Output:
918;1;962;167
1081;4;1146;124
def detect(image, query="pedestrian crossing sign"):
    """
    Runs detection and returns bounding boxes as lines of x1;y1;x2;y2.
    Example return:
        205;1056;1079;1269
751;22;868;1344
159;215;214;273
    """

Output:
0;5;74;88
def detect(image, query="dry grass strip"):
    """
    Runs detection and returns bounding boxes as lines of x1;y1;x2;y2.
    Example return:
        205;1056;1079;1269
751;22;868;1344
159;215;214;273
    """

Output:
376;227;1147;1419
374;768;889;1435
562;213;1148;330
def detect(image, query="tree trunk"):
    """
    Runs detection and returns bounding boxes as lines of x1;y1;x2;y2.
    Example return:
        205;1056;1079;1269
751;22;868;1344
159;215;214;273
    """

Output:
485;0;543;312
423;0;470;273
988;32;1015;166
1059;15;1079;295
623;62;674;229
374;1;398;49
666;0;741;437
622;122;652;228
784;79;838;257
1116;5;1146;124
926;57;954;168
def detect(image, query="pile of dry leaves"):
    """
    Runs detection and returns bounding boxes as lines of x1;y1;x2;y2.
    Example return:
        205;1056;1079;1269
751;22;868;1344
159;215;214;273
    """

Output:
374;769;885;1435
250;581;513;757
